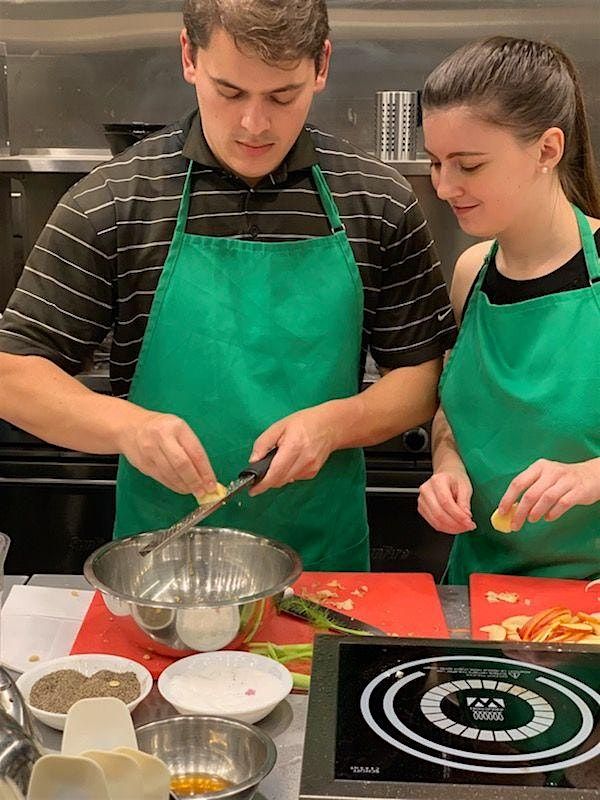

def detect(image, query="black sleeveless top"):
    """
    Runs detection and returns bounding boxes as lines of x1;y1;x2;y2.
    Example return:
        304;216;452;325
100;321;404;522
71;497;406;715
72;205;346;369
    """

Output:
463;227;600;310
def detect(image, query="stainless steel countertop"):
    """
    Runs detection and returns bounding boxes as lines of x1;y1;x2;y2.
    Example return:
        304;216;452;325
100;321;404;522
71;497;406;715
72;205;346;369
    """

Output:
18;574;469;800
0;150;432;176
0;149;111;173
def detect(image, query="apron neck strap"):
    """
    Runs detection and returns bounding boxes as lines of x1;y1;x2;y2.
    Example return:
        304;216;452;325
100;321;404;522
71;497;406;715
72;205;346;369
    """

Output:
174;161;196;236
311;164;345;233
481;207;599;285
473;240;499;291
573;204;600;281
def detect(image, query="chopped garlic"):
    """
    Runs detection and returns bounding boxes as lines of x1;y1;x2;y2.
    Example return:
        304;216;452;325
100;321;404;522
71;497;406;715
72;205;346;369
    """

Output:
316;589;338;599
485;591;519;604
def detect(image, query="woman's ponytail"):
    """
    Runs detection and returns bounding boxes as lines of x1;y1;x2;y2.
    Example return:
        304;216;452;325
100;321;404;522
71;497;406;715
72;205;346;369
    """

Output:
556;52;600;217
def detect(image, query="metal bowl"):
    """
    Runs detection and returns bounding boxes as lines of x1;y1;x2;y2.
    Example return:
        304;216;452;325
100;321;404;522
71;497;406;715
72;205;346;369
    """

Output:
136;715;277;800
83;527;302;656
102;122;165;155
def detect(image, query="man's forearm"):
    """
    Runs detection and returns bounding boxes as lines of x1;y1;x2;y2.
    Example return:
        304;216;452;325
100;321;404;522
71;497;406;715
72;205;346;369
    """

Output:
327;357;442;449
0;353;148;454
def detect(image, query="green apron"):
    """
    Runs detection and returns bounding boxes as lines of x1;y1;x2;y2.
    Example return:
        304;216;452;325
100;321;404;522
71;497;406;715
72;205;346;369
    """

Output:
440;206;600;584
113;160;369;571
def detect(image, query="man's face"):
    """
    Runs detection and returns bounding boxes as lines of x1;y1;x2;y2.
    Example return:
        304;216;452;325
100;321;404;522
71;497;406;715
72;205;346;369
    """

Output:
181;27;330;184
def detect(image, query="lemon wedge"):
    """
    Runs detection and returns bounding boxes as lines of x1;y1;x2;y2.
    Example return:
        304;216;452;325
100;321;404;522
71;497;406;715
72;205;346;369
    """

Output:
490;502;519;533
195;482;228;505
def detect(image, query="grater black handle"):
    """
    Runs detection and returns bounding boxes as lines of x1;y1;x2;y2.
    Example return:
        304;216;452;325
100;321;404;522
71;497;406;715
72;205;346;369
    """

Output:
239;448;278;485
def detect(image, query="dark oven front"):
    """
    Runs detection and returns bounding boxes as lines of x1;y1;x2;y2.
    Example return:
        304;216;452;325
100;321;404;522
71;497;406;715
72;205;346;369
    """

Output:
365;426;451;582
0;421;448;578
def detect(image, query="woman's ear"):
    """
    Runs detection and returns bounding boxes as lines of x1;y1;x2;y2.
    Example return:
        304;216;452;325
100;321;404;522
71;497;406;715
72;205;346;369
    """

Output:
538;126;565;173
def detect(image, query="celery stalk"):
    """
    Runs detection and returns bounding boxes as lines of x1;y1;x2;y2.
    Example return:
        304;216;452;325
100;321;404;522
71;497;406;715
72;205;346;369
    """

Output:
246;640;313;691
291;672;311;691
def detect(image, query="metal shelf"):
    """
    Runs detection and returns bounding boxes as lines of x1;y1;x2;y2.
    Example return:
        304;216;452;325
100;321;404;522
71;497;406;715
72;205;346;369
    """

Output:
0;149;112;173
0;149;431;175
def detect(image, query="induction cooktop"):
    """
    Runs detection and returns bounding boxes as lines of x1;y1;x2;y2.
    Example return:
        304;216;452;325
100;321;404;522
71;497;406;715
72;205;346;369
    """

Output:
299;636;600;799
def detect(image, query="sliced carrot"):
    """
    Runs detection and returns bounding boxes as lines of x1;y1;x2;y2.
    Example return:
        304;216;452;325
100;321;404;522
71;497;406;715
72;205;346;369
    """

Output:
518;607;570;641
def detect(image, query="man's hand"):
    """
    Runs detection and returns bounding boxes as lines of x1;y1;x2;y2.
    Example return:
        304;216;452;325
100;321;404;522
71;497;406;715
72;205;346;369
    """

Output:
418;468;476;534
118;410;217;496
498;458;600;531
248;404;340;495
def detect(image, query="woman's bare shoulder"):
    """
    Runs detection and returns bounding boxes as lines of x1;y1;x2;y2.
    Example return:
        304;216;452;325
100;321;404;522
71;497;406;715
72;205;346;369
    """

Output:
587;216;600;234
450;240;493;323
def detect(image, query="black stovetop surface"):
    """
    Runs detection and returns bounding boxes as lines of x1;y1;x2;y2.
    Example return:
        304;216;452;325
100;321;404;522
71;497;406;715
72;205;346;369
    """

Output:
301;637;600;799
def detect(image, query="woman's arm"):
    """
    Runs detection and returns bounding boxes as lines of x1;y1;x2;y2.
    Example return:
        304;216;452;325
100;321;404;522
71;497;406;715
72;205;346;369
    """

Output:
418;405;475;533
417;242;492;533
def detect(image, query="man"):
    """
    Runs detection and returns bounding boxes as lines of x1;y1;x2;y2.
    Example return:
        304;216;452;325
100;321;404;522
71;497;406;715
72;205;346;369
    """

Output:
0;0;456;570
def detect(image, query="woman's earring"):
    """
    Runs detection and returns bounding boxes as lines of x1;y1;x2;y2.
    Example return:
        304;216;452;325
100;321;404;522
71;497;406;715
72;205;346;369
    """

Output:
541;166;549;174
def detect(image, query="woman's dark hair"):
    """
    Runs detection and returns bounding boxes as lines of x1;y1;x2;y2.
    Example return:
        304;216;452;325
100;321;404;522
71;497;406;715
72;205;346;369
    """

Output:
422;36;600;217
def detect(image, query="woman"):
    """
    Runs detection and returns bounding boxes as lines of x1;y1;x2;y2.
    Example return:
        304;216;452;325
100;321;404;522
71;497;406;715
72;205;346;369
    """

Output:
418;36;600;583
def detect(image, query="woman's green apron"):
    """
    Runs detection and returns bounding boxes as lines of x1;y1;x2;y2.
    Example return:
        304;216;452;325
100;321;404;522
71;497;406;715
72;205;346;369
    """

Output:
113;160;369;570
441;207;600;584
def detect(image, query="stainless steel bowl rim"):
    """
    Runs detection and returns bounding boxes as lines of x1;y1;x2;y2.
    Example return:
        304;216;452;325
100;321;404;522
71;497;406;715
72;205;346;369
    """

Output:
135;713;277;798
83;526;302;609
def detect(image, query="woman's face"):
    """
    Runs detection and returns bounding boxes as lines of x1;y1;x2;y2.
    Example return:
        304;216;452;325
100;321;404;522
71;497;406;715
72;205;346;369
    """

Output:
423;105;543;238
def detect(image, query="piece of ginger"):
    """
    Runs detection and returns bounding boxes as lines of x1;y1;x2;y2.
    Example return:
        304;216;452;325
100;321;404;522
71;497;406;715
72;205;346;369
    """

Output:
490;502;519;533
195;482;228;505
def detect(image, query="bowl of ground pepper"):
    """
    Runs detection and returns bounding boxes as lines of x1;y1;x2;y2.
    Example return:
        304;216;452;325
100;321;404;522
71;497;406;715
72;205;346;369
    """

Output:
15;654;152;730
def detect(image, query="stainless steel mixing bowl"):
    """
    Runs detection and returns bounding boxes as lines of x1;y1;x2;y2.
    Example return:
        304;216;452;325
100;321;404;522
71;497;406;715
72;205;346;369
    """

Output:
136;715;277;800
83;527;302;656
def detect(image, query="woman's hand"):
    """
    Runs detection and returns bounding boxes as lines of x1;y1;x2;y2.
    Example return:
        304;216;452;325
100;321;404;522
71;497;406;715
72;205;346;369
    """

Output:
418;468;476;534
498;458;600;531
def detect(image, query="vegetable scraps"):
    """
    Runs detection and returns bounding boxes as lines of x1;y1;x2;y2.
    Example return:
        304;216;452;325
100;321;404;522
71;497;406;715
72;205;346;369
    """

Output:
481;606;600;644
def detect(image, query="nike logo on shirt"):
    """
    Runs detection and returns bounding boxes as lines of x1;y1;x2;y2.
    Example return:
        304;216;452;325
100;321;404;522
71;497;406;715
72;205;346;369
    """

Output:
437;308;453;322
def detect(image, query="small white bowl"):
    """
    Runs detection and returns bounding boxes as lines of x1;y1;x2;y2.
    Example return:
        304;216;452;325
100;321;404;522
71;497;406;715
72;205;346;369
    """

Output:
157;650;293;724
15;654;153;731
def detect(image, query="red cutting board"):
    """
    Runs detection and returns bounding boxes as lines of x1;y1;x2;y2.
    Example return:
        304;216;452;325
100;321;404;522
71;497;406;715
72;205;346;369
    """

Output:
257;572;448;642
470;572;600;640
71;572;448;678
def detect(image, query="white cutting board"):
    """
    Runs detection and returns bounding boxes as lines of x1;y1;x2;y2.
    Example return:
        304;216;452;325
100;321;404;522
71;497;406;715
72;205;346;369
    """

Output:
0;585;94;673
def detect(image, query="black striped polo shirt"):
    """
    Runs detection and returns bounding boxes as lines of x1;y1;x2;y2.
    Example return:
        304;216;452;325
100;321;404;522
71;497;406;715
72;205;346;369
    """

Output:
0;110;456;398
